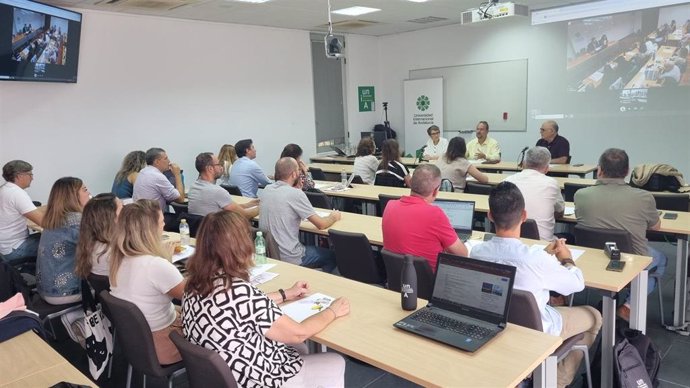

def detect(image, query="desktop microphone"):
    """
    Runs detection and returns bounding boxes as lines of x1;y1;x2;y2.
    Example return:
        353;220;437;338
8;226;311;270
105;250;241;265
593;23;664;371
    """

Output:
517;146;528;168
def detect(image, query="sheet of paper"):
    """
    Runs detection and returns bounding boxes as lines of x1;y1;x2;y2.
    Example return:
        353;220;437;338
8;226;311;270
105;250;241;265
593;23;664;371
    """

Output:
468;159;487;165
250;272;278;286
280;293;334;323
172;245;195;263
314;183;333;190
250;263;276;277
531;244;585;261
316;211;330;217
564;206;575;216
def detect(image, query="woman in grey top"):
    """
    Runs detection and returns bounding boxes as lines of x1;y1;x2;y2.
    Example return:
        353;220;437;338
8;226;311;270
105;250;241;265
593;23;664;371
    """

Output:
435;137;489;191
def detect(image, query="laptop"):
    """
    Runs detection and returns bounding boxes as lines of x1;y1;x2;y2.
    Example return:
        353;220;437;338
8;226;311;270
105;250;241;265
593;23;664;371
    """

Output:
394;254;517;353
330;145;355;158
432;199;475;242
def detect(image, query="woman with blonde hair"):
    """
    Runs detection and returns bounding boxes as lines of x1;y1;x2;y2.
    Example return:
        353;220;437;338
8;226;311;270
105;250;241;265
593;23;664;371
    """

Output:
109;199;185;365
75;193;122;279
182;211;349;387
37;177;91;305
111;150;146;199
218;144;237;185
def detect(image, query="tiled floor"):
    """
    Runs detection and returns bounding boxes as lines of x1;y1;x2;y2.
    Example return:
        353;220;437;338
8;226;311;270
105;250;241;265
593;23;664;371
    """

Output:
48;240;689;388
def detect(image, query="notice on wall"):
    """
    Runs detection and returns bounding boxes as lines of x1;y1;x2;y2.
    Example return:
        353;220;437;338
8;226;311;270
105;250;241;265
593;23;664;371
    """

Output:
358;86;375;112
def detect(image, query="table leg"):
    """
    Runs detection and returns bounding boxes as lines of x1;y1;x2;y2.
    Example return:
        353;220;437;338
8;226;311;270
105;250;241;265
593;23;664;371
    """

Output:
671;236;689;332
630;270;648;334
533;355;557;388
601;293;616;388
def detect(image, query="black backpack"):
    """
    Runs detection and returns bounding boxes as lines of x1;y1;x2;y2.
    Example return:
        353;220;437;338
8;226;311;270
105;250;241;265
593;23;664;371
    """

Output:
630;173;681;192
614;328;661;388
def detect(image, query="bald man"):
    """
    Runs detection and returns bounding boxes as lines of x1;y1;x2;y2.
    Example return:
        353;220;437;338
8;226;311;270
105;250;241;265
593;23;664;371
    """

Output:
536;120;570;164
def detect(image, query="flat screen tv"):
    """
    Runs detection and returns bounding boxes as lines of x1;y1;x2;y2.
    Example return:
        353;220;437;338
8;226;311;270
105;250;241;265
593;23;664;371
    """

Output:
0;0;82;83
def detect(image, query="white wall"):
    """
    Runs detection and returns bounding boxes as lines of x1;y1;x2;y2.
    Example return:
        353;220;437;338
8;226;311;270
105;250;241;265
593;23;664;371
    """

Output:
0;10;317;202
376;18;690;176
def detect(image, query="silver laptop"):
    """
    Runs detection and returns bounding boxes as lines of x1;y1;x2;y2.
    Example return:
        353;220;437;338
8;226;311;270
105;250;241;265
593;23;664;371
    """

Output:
394;254;516;353
432;199;475;241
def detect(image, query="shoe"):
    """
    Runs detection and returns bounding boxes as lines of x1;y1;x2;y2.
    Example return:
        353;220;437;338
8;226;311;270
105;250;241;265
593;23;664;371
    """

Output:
617;304;630;322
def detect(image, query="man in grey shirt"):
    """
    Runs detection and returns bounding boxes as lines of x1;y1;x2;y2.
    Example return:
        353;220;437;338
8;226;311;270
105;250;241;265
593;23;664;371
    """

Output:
259;157;341;272
132;148;185;211
188;152;259;219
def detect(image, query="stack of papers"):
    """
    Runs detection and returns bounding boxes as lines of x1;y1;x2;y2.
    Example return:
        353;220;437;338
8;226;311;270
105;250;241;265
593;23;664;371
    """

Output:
249;263;278;286
280;293;334;322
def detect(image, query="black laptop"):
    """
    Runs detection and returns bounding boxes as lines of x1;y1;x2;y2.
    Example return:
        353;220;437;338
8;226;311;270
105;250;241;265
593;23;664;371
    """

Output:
394;254;516;353
330;145;355;158
432;199;475;242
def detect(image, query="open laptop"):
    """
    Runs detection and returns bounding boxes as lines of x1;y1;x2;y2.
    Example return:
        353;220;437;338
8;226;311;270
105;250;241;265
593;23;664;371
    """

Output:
330;145;355;158
432;199;475;242
394;254;516;353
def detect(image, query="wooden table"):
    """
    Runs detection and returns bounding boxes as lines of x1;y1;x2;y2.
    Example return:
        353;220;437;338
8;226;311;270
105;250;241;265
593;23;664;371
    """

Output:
0;331;94;387
258;259;562;388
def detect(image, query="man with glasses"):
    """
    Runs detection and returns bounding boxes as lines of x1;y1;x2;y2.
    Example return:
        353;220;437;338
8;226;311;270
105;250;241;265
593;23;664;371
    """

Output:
188;152;259;219
132;147;186;211
0;160;44;265
422;125;449;161
536;120;570;164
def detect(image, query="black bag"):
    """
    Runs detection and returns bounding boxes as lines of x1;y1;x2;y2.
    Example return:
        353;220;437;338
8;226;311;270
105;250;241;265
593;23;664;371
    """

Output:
0;310;45;342
614;328;661;388
630;173;681;192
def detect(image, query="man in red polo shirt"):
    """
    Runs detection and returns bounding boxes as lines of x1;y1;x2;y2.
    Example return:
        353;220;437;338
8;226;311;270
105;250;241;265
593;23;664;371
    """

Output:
382;164;468;270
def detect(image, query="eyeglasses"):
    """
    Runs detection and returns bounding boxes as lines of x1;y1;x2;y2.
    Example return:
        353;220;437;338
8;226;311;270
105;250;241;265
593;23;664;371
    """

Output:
430;132;440;135
20;172;34;177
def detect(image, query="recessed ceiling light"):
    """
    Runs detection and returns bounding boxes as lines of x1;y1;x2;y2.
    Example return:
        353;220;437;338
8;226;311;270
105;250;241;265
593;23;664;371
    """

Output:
233;0;271;3
332;6;381;16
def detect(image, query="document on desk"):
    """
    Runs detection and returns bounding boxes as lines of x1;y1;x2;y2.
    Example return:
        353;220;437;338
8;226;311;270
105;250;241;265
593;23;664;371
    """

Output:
172;246;195;263
314;182;334;190
564;206;575;216
468;159;487;165
280;293;334;322
531;244;585;261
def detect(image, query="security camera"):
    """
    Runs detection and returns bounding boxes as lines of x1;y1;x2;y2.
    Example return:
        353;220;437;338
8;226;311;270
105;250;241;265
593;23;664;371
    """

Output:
325;34;344;59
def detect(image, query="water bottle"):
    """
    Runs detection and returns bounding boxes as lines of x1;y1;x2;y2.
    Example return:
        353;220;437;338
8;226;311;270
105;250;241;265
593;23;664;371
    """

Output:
401;255;417;311
341;169;347;185
254;231;267;265
179;219;190;246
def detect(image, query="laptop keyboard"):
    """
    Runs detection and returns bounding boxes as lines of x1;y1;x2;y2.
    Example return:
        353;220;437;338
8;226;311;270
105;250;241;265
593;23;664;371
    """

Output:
412;310;493;339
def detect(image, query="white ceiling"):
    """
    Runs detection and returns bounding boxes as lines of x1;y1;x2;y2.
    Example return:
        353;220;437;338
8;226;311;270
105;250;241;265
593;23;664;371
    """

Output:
42;0;593;36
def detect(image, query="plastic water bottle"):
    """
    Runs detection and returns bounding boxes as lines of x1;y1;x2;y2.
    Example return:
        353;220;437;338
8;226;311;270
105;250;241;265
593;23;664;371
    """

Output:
254;232;267;264
341;169;347;185
401;255;418;311
179;219;190;246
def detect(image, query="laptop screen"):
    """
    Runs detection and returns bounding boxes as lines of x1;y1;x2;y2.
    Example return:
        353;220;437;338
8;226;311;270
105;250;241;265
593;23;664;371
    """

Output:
432;200;475;232
431;254;516;323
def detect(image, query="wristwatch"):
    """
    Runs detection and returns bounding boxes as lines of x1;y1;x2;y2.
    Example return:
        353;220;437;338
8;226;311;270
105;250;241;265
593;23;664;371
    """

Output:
560;258;576;267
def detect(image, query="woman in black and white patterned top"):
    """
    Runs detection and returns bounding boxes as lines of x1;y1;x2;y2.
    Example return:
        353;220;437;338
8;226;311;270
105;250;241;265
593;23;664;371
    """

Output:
182;211;349;388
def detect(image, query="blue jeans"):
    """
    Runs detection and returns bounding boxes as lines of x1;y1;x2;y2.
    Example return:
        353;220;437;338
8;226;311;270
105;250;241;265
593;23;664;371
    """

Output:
301;245;337;273
625;245;667;304
2;233;40;266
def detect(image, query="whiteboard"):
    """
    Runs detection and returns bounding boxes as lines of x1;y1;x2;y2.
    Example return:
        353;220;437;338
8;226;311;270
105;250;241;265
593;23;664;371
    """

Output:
410;59;528;133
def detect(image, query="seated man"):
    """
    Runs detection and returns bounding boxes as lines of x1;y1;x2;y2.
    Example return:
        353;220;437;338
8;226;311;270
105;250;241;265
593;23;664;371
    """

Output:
472;182;601;388
132;147;185;211
382;164;468;270
259;157;339;272
575;148;667;320
504;146;564;241
187;152;258;219
228;139;271;198
466;121;501;163
0;160;44;265
536;120;570;164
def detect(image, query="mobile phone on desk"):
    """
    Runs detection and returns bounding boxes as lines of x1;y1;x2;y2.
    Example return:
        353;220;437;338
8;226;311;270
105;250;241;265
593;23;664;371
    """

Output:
606;259;626;272
663;212;678;220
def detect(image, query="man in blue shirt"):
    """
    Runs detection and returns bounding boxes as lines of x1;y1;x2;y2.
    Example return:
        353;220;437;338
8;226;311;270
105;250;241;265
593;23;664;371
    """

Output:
228;139;272;197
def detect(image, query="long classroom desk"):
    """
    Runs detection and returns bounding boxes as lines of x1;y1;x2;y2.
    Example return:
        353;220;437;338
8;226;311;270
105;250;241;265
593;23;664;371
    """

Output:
258;259;562;388
234;195;651;388
0;331;94;387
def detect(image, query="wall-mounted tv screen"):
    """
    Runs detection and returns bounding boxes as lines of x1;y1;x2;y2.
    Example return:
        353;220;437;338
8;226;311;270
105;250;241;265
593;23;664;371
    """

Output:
0;0;82;83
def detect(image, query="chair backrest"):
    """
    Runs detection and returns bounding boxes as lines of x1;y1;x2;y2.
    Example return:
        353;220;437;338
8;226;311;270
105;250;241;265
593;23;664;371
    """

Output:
178;213;204;238
99;291;170;377
220;184;243;197
520;219;541;240
251;227;281;260
574;224;634;254
350;175;364;184
377;194;400;217
305;190;332;209
86;273;110;305
506;289;543;331
439;179;454;192
170;202;189;215
380;249;434;300
163;212;181;232
374;171;406;188
169;331;238;388
328;229;383;284
563;182;590;202
652;193;689;212
308;167;327;181
465;181;493;195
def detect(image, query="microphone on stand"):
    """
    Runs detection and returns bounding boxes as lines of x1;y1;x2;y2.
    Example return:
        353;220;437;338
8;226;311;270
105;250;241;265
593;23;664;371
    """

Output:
517;146;528;168
416;145;427;164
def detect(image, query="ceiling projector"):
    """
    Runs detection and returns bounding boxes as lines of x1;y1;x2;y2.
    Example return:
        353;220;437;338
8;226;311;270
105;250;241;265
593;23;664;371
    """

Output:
461;1;528;24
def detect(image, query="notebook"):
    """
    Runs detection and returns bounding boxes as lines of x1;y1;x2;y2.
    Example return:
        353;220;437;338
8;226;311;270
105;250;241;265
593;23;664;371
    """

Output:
432;199;475;241
394;254;516;353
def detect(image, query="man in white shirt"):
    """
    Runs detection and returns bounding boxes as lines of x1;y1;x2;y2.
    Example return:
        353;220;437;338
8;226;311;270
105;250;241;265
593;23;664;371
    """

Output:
471;182;601;388
0;160;44;265
504;146;565;240
133;148;186;211
466;121;501;163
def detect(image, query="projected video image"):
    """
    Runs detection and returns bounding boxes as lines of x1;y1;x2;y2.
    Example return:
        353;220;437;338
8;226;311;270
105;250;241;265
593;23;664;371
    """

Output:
567;5;690;95
11;8;69;66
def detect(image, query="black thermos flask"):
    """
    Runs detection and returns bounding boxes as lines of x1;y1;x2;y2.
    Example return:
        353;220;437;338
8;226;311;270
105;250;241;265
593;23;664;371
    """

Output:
401;255;418;311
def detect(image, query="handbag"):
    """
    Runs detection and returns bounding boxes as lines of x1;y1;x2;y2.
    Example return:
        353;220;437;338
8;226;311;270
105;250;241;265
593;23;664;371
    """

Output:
81;280;114;380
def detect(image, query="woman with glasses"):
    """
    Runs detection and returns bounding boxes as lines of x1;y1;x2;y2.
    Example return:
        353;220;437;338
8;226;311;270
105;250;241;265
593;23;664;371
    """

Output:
422;125;449;161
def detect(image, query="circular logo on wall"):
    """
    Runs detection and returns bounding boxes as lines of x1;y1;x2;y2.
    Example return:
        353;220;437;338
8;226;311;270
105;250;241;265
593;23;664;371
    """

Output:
416;95;430;111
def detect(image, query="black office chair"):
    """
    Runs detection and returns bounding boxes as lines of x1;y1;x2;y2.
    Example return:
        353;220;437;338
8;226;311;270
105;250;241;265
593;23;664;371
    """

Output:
350;175;365;184
652;193;689;212
305;190;332;209
374;171;405;188
308;167;327;181
220;184;243;197
329;229;385;285
439;179;454;192
169;331;238;388
100;291;186;388
177;213;204;238
563;182;590;202
489;219;541;240
251;227;281;261
381;249;434;300
163;212;181;233
377;194;400;217
465;181;492;195
508;289;592;388
170;202;188;215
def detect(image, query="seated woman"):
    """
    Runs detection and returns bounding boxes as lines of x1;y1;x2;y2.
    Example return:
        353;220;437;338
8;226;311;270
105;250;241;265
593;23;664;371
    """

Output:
435;137;489;192
422;125;449;161
182;211;349;388
37;177;91;305
217;144;237;186
75;193;122;279
353;137;378;184
109;199;185;365
375;139;411;188
280;143;315;190
111;150;146;199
